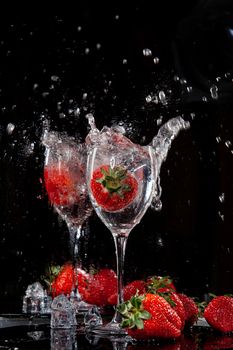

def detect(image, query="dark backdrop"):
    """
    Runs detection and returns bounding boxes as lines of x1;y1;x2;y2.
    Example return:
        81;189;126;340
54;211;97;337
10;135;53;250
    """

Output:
0;1;233;312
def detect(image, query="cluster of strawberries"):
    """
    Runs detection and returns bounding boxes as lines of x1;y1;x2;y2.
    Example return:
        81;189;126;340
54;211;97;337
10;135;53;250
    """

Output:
46;263;233;341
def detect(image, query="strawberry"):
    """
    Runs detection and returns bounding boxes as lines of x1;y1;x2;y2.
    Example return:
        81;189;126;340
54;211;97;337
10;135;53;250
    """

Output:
204;295;233;333
79;268;117;306
50;263;74;298
177;293;198;327
108;280;146;305
146;275;176;294
44;164;78;206
90;164;138;212
118;293;182;340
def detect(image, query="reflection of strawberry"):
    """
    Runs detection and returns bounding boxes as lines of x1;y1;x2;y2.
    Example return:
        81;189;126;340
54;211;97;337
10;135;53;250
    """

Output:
204;295;233;332
51;263;74;298
108;280;146;305
178;293;198;327
90;165;138;212
80;268;117;306
44;165;78;206
118;293;182;340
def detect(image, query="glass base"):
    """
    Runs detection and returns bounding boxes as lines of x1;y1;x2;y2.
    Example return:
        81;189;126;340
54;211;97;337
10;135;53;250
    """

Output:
87;320;131;339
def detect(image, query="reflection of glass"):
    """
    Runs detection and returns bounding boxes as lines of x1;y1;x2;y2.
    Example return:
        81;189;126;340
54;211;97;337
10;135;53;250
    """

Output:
42;131;93;311
86;129;156;337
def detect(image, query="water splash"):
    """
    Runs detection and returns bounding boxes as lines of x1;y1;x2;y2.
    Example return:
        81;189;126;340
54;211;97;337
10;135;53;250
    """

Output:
85;114;190;212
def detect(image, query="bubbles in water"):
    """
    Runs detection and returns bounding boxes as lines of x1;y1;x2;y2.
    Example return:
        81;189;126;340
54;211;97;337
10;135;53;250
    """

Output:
122;58;127;64
186;86;193;93
83;93;88;100
143;48;152;57
6;123;15;134
115;14;120;20
210;85;218;99
202;96;208;102
96;43;101;50
77;26;82;32
74;107;80;117
179;78;187;85
216;136;221;143
85;48;90;54
153;57;159;64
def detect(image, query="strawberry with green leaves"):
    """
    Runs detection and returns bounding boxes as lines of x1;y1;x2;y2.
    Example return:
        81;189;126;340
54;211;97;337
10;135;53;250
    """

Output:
118;293;182;340
204;295;233;333
50;263;75;298
90;165;138;212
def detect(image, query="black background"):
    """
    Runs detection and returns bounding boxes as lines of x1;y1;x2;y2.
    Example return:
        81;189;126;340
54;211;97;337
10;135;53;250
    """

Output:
0;1;233;313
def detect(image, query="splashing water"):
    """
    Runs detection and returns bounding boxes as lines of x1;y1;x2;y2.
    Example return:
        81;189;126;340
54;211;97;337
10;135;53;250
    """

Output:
85;113;190;211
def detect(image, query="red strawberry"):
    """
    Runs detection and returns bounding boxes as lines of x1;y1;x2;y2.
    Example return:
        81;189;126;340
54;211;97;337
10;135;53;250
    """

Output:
178;293;198;327
76;267;90;298
146;275;176;294
108;280;146;305
80;268;117;306
44;164;79;206
204;295;233;332
51;263;74;298
90;165;138;212
118;293;182;340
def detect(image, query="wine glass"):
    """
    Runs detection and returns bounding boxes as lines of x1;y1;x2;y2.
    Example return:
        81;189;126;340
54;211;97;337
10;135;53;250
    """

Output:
86;129;156;336
42;131;93;312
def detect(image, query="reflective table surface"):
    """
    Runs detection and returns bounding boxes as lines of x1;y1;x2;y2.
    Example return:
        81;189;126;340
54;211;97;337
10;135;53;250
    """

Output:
0;314;233;350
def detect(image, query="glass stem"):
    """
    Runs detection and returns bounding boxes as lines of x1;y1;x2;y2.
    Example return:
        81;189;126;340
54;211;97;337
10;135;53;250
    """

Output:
68;224;82;295
112;234;128;324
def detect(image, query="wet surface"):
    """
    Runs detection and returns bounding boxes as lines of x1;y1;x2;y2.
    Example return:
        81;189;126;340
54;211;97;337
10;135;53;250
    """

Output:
0;315;232;350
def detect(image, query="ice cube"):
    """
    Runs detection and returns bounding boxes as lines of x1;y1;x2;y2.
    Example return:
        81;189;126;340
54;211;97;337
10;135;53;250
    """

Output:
22;282;45;314
50;295;77;329
84;306;103;329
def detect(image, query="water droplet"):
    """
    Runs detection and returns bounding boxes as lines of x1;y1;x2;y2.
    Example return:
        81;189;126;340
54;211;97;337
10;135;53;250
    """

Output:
190;113;196;120
115;15;119;20
145;95;152;103
51;75;60;82
85;48;90;54
186;86;192;93
216;136;221;143
202;96;208;102
225;140;232;148
180;78;187;85
122;59;127;64
6;123;15;134
74;108;80;117
174;75;180;82
216;76;221;82
218;212;224;221
158;90;166;104
33;83;39;90
219;193;225;203
143;48;152;57
153;57;159;64
157;116;163;126
77;26;82;32
210;85;218;99
96;43;101;50
83;93;88;100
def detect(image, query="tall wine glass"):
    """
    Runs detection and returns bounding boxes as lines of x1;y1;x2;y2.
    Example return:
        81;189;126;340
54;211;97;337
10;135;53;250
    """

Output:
86;129;156;336
42;131;93;311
